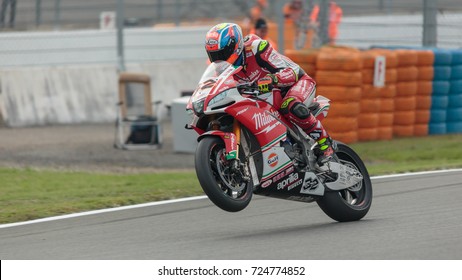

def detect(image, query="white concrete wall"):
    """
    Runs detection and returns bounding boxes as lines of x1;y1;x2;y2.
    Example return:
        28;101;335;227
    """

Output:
0;27;208;127
0;60;206;127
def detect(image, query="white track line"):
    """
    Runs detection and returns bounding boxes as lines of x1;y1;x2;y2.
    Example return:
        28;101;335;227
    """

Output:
1;169;462;229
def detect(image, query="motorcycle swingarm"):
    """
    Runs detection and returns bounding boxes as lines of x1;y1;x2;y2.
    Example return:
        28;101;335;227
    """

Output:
322;162;364;191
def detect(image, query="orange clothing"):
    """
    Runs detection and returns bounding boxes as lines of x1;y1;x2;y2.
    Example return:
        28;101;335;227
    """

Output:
328;2;342;44
309;2;343;44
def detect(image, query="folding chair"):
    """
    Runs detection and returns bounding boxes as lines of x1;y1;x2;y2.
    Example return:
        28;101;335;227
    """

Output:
114;72;162;150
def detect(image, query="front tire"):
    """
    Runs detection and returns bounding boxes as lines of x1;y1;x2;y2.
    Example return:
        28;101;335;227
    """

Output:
316;142;373;222
195;137;252;212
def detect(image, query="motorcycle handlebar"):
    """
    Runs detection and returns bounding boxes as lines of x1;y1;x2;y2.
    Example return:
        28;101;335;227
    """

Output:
237;82;260;96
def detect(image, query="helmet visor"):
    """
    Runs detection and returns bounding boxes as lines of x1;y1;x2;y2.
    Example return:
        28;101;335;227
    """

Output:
207;39;236;63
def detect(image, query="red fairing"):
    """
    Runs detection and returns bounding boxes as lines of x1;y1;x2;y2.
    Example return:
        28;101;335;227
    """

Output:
225;100;290;148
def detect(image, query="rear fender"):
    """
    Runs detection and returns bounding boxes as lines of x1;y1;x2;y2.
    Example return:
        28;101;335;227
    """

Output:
198;131;238;160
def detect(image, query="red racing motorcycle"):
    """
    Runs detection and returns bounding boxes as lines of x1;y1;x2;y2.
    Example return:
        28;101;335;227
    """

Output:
186;61;372;222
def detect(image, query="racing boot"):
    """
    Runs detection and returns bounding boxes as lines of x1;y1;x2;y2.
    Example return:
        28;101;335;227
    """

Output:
315;137;334;165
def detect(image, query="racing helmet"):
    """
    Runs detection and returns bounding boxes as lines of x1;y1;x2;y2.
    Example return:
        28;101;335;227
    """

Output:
205;23;245;66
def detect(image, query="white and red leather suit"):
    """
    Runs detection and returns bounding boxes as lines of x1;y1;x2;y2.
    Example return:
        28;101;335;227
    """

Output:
233;34;329;142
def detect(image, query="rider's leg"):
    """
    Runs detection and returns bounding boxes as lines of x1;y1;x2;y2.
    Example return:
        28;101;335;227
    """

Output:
278;77;334;163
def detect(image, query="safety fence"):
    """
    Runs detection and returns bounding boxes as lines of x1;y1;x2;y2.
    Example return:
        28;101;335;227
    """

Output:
286;46;462;144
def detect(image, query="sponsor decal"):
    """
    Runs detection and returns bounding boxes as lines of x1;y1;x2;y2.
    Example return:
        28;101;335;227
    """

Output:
309;131;321;140
277;173;301;190
287;179;303;191
236;107;249;116
271;165;295;182
258;40;268;52
267;153;279;168
281;97;295;109
248;70;260;81
301;177;320;192
269;108;282;119
206;38;218;45
216;23;227;30
261;179;272;188
253;112;277;131
278;70;295;80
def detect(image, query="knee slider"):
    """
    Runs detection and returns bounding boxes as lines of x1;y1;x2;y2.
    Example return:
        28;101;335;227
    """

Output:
290;102;311;119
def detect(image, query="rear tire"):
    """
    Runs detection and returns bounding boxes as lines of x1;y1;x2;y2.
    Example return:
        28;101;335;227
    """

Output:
195;137;252;212
316;142;373;222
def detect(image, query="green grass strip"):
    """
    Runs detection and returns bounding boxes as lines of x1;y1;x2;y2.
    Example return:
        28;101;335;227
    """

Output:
0;134;461;224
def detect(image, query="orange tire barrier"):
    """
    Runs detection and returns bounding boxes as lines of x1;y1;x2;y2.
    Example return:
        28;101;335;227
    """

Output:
397;66;418;82
379;85;397;98
371;49;399;69
393;125;414;137
379;112;394;126
285;49;319;64
378;126;393;140
360;98;381;113
358;128;379;141
416;50;435;66
414;50;434;137
396;49;418;67
316;71;362;87
416;95;432;110
361;60;378;146
415;110;431;124
417;67;434;81
417;81;433;96
316;50;363;71
396;81;418;96
362;84;381;95
327;102;361;118
414;124;429;136
358;113;379;128
394;111;416;125
316;86;361;102
385;69;398;84
380;98;394;112
360;50;379;69
323;117;358;133
361;69;374;84
395;96;417;111
329;130;359;144
298;63;317;78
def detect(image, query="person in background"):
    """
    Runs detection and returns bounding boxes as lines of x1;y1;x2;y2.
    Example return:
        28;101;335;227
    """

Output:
309;1;343;45
283;0;304;23
242;0;268;35
328;1;343;45
250;18;278;51
0;0;16;28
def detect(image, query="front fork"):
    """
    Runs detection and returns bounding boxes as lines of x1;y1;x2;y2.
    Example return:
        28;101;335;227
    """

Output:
197;121;239;160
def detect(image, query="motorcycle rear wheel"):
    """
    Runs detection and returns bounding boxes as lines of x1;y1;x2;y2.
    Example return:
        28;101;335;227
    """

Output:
316;142;373;222
195;137;253;212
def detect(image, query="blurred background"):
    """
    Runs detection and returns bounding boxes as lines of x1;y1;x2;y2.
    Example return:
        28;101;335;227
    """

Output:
0;0;461;131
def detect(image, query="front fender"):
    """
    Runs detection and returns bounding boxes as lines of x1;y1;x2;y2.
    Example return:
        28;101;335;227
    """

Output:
198;131;238;160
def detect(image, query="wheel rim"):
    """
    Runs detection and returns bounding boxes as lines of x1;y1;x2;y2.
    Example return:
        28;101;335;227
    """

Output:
335;156;368;207
210;144;247;199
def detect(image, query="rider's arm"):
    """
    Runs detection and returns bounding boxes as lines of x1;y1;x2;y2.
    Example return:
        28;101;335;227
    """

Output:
252;39;305;87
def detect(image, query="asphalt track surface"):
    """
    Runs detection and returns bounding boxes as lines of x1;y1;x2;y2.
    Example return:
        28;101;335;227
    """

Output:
1;169;461;260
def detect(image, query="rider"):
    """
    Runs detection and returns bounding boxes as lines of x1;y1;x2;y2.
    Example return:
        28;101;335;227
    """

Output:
204;22;334;164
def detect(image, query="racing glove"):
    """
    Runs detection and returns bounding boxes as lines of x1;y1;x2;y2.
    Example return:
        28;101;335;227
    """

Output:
257;74;278;93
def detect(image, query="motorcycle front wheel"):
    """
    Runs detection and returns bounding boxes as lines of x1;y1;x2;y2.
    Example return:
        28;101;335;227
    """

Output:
195;137;253;212
316;142;373;222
